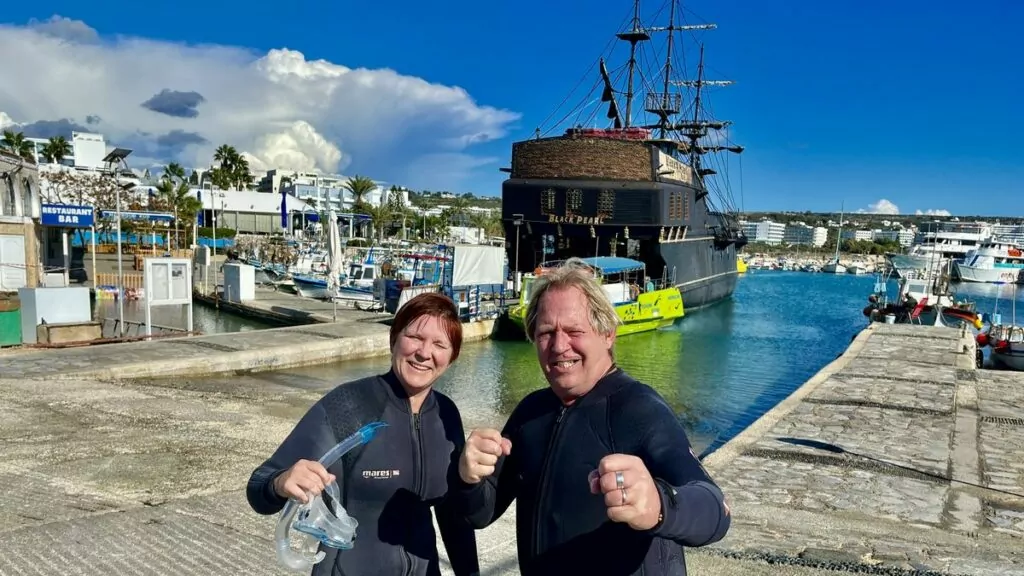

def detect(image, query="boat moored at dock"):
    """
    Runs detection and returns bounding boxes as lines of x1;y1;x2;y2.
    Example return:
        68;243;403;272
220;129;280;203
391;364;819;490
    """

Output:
507;256;684;338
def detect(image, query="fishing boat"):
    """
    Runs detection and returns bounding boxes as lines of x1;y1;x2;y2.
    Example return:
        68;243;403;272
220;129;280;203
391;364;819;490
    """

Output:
507;256;684;338
499;0;746;313
862;267;982;329
977;323;1024;371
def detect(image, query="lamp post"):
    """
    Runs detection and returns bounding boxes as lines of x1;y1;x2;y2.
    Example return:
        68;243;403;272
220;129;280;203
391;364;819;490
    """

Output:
512;213;523;295
102;148;133;339
210;190;224;294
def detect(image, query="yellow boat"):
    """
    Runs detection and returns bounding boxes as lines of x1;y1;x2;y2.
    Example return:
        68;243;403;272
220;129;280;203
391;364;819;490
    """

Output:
737;256;748;274
508;257;685;338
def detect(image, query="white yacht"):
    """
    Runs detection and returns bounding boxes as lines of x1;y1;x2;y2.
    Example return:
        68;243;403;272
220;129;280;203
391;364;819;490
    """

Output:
954;239;1024;284
887;221;992;278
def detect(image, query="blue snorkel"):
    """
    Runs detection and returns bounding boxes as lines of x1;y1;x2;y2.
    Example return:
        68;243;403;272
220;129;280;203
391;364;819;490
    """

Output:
275;422;388;571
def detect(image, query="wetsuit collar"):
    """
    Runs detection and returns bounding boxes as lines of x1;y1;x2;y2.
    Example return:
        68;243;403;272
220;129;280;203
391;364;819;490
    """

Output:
381;369;436;414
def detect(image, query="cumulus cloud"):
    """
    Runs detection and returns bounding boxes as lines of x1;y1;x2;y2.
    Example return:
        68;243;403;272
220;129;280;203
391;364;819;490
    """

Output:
915;208;952;217
27;15;99;43
858;199;901;215
0;16;519;191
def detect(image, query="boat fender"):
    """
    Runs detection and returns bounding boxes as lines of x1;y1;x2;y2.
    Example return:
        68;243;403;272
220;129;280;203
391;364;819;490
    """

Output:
976;333;989;347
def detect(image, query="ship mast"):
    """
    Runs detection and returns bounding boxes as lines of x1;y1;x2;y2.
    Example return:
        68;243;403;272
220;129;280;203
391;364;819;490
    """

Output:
657;0;677;139
617;0;650;128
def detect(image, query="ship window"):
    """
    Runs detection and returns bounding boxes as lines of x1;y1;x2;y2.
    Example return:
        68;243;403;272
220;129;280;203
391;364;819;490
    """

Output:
682;190;690;220
566;188;582;213
598;189;614;218
541;188;556;215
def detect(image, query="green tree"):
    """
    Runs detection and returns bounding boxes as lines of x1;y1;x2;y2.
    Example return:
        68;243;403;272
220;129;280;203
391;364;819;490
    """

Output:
0;131;35;162
39;136;72;164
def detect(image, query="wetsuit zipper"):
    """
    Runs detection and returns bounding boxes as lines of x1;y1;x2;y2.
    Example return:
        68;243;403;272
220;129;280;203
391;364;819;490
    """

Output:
531;405;568;559
404;412;424;576
414;412;425;494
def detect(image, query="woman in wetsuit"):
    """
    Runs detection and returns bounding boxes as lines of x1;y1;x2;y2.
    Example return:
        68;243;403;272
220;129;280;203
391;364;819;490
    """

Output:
246;292;479;576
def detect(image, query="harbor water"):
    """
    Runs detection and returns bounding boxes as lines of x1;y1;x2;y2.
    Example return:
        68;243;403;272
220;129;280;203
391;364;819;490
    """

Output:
177;273;1018;454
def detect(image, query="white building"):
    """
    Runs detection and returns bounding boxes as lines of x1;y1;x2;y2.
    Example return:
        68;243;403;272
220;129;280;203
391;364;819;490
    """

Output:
284;182;408;214
782;223;827;247
740;219;786;245
871;229;915;247
840;229;874;242
190;189;317;235
26;132;108;170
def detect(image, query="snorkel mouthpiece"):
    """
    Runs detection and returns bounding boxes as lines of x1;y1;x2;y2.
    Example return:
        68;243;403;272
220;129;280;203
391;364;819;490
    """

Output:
275;421;388;571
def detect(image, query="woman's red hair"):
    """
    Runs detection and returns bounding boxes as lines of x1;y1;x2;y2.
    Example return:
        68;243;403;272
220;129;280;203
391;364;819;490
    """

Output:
389;292;463;362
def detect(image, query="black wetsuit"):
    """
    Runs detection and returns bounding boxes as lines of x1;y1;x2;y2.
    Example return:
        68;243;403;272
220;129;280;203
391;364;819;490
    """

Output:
246;371;480;576
457;368;730;576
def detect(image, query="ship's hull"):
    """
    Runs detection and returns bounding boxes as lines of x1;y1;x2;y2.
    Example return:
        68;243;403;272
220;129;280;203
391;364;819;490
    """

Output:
658;240;737;310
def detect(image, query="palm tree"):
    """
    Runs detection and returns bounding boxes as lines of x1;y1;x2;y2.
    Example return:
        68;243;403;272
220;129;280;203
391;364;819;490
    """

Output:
39;136;72;164
0;131;35;162
156;178;201;248
343;175;376;213
343;175;377;237
162;162;187;184
211;144;253;191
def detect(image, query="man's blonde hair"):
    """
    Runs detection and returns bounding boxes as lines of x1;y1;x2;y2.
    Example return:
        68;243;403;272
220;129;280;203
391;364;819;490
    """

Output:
524;257;621;342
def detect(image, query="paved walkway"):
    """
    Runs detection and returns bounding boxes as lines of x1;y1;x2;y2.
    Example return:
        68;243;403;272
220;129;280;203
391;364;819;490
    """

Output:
0;310;393;380
0;322;1021;575
702;323;1024;575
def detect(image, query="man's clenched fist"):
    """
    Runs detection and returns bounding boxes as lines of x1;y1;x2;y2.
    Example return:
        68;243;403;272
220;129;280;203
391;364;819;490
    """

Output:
459;428;511;484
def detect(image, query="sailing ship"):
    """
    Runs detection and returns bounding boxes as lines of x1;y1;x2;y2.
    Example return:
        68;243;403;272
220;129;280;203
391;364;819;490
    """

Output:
499;0;746;311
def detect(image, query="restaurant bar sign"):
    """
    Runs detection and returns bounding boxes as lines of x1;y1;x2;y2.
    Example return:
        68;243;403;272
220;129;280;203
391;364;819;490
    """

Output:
40;204;95;228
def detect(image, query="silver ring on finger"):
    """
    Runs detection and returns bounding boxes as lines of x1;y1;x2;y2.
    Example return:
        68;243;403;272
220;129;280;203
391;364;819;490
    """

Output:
621;487;628;505
615;471;625;489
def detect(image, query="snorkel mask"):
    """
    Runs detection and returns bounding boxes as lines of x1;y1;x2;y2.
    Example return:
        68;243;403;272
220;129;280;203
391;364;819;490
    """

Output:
275;422;388;571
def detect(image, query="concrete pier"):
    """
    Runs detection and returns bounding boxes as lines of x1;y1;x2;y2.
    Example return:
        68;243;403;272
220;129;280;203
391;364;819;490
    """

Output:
701;322;1024;575
0;323;1021;575
0;308;496;380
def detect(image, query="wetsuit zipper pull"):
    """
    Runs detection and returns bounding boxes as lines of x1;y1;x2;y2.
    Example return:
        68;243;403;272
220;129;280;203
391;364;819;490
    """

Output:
556;406;567;423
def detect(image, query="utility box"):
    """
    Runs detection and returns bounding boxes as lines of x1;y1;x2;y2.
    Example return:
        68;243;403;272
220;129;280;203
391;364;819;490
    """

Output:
17;286;92;344
195;245;211;266
222;263;255;303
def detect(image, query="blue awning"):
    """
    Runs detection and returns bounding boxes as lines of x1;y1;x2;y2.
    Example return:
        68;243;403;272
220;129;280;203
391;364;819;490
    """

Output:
99;210;174;223
579;256;645;275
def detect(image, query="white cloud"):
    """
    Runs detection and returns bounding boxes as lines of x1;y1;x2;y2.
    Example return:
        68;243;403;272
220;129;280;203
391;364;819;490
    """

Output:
0;112;16;130
0;16;520;192
858;199;901;215
915;208;952;217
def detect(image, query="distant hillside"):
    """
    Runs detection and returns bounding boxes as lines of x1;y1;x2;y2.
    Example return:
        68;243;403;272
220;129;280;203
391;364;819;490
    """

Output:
739;211;1023;228
408;190;500;211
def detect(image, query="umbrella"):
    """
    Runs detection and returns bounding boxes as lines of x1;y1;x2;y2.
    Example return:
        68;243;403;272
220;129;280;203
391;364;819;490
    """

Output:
326;209;343;321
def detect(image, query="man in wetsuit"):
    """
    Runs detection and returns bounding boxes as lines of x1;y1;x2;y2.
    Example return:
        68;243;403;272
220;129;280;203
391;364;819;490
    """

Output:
456;257;730;576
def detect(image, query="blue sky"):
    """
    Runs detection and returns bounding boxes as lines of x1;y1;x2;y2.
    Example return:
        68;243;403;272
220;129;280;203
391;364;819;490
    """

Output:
2;0;1021;217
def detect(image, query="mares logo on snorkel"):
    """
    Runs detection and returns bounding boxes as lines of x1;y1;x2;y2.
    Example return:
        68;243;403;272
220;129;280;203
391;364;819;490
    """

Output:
275;422;388;572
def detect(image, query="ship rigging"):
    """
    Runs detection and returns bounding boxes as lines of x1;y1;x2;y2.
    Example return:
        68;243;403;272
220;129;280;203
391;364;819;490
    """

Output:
500;0;749;310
